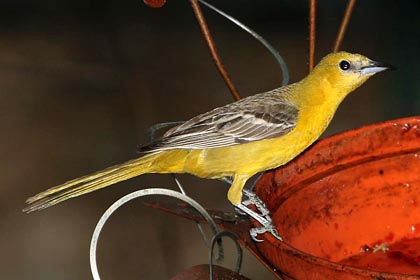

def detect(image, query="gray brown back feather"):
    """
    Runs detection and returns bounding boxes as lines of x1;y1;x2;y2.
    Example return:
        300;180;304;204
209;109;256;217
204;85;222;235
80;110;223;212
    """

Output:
138;85;298;152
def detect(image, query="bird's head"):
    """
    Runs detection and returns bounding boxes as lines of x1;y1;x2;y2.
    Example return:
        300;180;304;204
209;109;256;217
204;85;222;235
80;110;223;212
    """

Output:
309;52;395;95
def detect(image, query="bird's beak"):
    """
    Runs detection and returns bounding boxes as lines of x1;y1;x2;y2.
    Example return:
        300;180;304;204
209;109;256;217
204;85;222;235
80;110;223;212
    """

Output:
360;61;396;76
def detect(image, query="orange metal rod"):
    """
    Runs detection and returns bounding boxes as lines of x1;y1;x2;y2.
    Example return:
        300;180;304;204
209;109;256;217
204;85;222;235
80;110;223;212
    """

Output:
333;0;357;52
190;0;241;101
308;0;316;72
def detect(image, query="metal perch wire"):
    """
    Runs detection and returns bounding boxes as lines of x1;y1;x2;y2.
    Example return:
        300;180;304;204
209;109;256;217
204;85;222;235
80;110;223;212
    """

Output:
209;230;243;277
90;188;242;279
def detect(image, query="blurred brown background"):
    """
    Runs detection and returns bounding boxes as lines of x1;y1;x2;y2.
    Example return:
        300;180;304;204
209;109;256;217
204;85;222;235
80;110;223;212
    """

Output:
2;0;419;279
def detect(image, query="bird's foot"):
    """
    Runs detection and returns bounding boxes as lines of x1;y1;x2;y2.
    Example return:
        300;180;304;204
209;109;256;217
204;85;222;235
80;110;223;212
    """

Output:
250;224;282;243
241;189;270;217
234;190;283;242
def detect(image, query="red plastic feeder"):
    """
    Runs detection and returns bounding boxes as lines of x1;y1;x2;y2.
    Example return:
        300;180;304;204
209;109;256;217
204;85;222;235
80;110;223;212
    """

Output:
254;116;420;279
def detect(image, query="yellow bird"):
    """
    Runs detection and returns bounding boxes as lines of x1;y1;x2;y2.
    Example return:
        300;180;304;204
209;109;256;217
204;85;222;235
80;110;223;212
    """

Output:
24;52;393;240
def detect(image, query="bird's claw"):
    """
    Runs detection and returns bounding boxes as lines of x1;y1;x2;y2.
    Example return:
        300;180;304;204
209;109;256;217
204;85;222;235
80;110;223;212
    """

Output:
241;189;270;217
250;225;283;242
234;190;283;242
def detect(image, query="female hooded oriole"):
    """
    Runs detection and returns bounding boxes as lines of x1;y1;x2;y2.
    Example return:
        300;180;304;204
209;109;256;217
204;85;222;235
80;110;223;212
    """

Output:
24;52;394;240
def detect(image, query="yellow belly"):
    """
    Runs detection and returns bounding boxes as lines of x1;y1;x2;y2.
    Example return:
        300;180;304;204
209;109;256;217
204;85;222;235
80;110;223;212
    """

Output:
179;129;312;179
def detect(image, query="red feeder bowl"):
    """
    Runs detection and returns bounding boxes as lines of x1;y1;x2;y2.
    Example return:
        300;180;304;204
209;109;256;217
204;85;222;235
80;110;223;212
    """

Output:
253;116;420;279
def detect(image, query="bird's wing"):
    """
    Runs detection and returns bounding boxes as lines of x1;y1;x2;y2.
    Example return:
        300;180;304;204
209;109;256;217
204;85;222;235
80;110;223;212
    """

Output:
138;90;298;152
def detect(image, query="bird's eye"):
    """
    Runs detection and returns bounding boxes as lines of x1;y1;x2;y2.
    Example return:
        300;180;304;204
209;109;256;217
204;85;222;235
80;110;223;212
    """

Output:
339;60;351;71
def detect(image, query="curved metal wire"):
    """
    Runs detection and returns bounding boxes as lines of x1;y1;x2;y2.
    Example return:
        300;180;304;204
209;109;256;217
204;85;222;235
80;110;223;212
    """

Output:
147;121;184;142
209;230;243;280
171;174;214;248
90;188;223;280
197;0;290;86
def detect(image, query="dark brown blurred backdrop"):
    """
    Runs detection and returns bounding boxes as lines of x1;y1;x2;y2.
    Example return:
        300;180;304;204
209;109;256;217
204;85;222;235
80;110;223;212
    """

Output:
2;0;419;279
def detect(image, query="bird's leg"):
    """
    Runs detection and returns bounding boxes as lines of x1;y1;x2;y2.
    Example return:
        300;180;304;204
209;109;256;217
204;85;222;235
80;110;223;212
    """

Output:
218;176;233;185
229;175;283;242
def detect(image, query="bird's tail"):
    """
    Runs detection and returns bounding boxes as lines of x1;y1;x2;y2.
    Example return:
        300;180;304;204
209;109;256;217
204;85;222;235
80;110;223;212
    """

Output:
23;153;163;213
